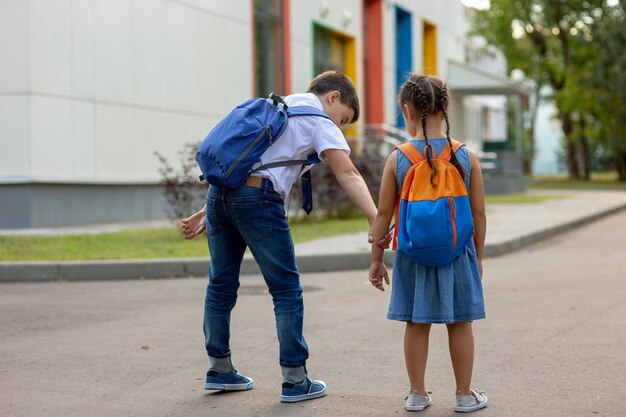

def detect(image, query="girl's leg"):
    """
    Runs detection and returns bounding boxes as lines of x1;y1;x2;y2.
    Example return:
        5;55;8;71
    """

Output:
404;322;432;395
446;321;474;395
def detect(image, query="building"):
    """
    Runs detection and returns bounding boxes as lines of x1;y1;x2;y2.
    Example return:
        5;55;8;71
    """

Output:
0;0;526;228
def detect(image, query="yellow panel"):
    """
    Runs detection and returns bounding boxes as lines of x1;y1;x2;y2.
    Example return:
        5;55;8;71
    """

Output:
343;36;357;143
423;21;437;75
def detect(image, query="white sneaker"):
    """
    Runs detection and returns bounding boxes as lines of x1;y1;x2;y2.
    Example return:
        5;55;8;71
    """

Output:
405;390;432;411
455;388;488;412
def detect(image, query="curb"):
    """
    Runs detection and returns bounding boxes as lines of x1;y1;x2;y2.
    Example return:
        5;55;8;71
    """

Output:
1;204;624;283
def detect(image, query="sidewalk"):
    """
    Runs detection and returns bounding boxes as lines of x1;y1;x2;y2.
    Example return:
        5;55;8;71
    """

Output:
1;189;625;282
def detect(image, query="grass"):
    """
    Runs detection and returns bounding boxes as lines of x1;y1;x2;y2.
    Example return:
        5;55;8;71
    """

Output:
529;172;626;190
0;217;370;262
484;194;564;204
6;178;614;262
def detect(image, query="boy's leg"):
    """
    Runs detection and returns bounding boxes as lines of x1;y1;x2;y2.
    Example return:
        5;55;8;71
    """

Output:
203;194;248;381
404;322;432;395
446;322;474;395
232;197;309;369
227;185;325;402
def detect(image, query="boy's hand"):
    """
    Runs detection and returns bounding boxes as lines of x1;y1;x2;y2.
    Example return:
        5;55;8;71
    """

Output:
181;209;206;239
368;232;392;249
369;262;390;292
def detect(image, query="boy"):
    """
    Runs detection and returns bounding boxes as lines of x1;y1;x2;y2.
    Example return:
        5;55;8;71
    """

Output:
182;71;383;403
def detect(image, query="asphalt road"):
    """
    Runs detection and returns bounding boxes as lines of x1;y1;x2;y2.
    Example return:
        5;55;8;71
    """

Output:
1;212;625;417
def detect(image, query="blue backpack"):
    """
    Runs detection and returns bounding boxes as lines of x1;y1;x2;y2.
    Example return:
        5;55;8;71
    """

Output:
196;93;331;209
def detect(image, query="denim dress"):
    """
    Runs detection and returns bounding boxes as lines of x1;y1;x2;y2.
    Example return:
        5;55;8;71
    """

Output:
387;138;486;324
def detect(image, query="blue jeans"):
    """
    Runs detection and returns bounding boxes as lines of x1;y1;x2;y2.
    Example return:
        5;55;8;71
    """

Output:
203;179;309;368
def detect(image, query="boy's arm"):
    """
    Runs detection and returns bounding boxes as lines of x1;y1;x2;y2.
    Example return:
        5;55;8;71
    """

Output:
468;150;487;275
323;148;377;226
181;204;207;240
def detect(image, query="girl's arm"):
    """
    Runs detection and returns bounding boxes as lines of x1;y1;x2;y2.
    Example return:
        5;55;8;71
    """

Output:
323;149;378;226
371;151;399;262
368;151;398;291
468;150;487;276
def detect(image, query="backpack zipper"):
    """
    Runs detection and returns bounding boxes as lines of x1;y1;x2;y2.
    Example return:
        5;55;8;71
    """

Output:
448;196;457;248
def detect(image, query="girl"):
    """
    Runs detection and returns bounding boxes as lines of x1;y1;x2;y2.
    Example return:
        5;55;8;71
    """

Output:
368;74;488;413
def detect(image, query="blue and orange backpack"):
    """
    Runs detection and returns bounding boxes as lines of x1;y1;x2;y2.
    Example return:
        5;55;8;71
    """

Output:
393;140;474;266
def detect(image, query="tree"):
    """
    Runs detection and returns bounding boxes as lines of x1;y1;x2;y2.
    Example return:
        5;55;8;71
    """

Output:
470;0;608;179
589;1;626;179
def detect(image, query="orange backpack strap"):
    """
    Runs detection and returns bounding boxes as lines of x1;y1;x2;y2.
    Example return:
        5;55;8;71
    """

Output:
393;196;400;250
437;139;466;161
395;142;424;164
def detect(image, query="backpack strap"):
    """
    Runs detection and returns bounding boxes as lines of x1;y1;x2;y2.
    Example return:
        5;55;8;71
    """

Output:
250;103;328;174
397;140;465;163
250;153;320;173
395;142;424;164
286;105;332;120
437;139;465;161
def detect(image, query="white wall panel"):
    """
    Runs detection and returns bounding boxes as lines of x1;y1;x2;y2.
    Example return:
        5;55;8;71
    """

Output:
70;0;95;98
166;0;251;114
132;109;217;181
30;95;73;178
70;101;96;178
130;0;168;108
93;105;135;179
92;0;134;104
29;0;73;95
0;96;31;179
169;0;250;21
0;0;30;92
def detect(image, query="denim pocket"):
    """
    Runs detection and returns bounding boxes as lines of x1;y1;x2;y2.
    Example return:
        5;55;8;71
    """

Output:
206;199;219;235
231;200;272;240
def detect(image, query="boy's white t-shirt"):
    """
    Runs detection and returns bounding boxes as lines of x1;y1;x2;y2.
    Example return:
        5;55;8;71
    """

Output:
250;93;351;200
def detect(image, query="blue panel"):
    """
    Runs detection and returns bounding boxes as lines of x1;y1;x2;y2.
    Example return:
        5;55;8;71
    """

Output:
395;6;412;128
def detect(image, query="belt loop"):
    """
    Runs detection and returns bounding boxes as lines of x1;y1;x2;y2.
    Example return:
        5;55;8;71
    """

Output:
261;178;272;192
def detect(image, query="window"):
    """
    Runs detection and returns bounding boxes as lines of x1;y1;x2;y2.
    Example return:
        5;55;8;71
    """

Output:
313;24;357;140
254;0;286;96
313;24;355;78
395;7;412;127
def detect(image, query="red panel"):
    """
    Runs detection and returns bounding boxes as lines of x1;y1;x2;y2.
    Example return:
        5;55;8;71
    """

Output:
283;0;291;94
364;0;384;123
250;0;255;97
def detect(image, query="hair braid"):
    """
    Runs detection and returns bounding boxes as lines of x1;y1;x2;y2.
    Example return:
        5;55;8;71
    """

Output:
422;79;437;187
440;83;465;180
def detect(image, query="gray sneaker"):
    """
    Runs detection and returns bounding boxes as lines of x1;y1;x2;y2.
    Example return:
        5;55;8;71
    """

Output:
455;389;488;413
405;390;432;411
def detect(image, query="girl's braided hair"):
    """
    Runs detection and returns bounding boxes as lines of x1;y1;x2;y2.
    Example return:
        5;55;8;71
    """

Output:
398;74;465;187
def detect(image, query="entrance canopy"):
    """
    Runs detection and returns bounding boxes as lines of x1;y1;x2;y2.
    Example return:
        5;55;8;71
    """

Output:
446;59;529;97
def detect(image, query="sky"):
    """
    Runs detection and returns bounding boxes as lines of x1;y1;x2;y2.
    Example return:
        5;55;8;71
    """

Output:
460;0;619;8
460;0;490;10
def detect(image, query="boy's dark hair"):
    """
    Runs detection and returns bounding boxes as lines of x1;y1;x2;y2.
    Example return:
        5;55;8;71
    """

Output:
399;73;465;186
307;71;360;123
